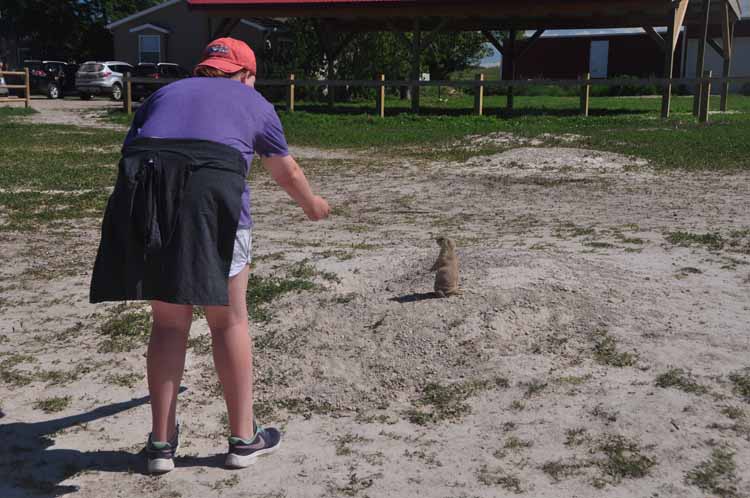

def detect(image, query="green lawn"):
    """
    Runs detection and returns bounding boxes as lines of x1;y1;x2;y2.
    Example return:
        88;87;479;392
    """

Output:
105;93;750;171
2;93;749;230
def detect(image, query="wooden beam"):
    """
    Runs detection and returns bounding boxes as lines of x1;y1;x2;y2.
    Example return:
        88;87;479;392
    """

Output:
482;30;504;56
506;30;517;111
671;0;690;52
411;18;421;113
694;0;712;116
720;1;735;111
516;29;546;59
661;1;687;119
643;26;666;52
421;18;449;48
699;69;712;123
707;38;725;58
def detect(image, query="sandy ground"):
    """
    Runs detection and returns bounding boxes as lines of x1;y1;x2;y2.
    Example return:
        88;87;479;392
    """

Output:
1;102;749;498
5;96;126;128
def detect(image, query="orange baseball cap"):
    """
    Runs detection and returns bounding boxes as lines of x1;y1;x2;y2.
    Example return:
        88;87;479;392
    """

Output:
196;37;256;75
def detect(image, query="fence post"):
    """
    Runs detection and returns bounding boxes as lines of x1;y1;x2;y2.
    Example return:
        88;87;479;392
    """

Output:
286;73;295;112
24;67;30;109
123;73;132;115
377;74;385;118
580;72;591;117
474;73;485;116
698;70;712;123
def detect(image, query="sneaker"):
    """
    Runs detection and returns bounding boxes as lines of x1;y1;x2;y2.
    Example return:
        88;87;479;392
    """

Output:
225;423;281;468
145;424;180;474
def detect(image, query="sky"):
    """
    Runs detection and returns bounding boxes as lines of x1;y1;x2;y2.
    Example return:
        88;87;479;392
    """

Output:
480;0;749;67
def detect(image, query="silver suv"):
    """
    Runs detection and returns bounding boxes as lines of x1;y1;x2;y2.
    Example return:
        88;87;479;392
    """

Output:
75;61;134;101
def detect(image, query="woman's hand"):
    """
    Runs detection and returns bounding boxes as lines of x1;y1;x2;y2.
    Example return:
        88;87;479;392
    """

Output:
304;195;330;221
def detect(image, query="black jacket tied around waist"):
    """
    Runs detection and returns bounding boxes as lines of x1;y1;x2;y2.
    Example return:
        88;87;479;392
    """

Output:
90;138;246;306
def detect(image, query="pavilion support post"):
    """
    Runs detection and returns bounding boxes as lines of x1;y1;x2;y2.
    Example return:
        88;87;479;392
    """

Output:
287;73;295;112
661;0;689;119
694;0;712;116
377;73;386;118
580;73;591;117
720;1;735;111
411;19;422;114
699;70;712;122
474;73;484;116
505;30;517;111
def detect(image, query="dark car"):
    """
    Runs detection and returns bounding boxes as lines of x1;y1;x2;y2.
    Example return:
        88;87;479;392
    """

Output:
24;60;79;99
131;63;191;100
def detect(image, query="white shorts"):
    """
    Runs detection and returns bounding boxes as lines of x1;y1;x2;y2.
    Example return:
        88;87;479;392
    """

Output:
229;228;252;277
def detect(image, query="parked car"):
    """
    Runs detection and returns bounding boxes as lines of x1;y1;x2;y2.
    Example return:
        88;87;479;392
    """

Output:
131;63;191;100
75;61;134;101
24;60;79;99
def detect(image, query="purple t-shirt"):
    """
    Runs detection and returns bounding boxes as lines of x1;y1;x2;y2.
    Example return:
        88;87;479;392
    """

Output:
124;77;289;228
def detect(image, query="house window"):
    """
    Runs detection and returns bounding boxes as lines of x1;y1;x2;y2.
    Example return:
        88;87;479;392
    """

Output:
139;35;161;63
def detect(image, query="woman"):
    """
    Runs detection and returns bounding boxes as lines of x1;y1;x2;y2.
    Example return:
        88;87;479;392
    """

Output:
91;38;330;473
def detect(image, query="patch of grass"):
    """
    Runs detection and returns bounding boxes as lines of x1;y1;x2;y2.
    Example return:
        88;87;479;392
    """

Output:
592;331;637;367
334;433;372;456
477;465;523;493
721;405;746;420
504;436;533;450
522;379;548;397
97;304;151;353
33;395;72;413
666;231;725;250
0;353;37;386
36;369;82;386
510;400;525;411
0;190;110;231
565;428;590;447
210;474;240;491
685;448;740;498
0;107;37;118
187;334;212;354
655;368;709;395
596;434;656;482
104;372;143;388
406;377;507;425
541;459;588;482
728;368;750;401
246;274;316;322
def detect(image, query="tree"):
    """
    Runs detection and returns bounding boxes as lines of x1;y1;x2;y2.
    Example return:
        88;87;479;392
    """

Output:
0;0;160;63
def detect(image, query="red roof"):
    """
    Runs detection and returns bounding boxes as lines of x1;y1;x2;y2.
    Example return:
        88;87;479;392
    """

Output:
188;0;418;4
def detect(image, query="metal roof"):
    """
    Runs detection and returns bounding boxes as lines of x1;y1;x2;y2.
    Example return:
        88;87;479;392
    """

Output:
187;0;742;30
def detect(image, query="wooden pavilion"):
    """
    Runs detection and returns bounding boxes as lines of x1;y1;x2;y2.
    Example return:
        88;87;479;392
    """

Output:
187;0;742;117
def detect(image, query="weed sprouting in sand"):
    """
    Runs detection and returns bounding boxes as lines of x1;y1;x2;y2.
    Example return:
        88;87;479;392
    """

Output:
97;304;151;353
666;231;724;250
477;465;523;493
541;459;588;482
33;395;72;413
596;434;656;482
246;274;316;322
685;448;740;498
592;330;637;367
728;367;750;401
104;372;144;388
655;368;709;395
406;378;508;425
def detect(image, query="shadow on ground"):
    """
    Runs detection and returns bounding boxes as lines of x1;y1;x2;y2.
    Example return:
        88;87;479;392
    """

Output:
0;387;210;497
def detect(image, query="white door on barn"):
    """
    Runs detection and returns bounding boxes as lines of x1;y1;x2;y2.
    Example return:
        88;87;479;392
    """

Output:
589;40;610;78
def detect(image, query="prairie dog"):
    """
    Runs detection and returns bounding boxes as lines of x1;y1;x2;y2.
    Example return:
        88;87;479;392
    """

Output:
431;237;460;297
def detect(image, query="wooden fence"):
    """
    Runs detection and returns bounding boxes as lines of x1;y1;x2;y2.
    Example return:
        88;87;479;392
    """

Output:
123;72;750;124
0;68;31;108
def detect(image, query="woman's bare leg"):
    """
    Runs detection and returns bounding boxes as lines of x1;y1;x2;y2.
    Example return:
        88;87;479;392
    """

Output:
204;265;254;440
148;301;193;442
